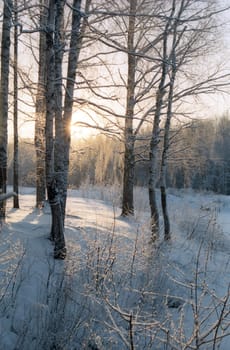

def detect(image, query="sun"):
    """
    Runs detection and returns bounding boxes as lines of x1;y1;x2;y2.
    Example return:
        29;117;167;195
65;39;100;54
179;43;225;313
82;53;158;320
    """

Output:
71;108;98;140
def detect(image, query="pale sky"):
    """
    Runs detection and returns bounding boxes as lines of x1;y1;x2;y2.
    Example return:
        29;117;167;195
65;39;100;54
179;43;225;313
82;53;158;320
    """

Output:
6;0;230;140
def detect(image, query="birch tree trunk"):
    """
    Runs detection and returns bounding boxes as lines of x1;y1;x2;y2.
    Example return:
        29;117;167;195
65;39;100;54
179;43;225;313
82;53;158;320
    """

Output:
62;0;87;216
52;0;66;259
13;0;19;209
45;0;57;243
148;57;167;240
0;0;12;223
160;0;187;240
53;0;87;258
45;0;67;259
148;4;175;241
159;2;179;241
121;0;137;216
160;82;174;240
45;0;85;259
35;0;48;208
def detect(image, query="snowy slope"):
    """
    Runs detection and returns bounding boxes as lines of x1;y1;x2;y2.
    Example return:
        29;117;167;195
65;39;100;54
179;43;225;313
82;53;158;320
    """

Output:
0;187;229;349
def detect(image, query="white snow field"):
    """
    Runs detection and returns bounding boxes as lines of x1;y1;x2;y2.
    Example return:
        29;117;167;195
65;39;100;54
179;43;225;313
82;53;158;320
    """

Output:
0;186;229;349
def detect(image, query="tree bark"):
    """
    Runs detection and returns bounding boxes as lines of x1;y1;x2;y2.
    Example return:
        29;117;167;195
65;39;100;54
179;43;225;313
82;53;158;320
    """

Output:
1;192;17;229
0;0;12;223
148;74;167;239
47;180;66;259
121;0;137;216
160;63;176;242
50;0;67;259
13;0;19;209
45;0;56;243
62;0;86;218
45;0;85;259
35;0;48;208
148;123;160;240
44;0;67;258
148;5;175;240
160;0;184;241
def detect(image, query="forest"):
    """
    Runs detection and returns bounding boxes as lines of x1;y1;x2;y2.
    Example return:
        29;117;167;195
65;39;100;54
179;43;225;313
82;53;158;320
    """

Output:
1;0;230;249
0;0;230;349
7;114;230;194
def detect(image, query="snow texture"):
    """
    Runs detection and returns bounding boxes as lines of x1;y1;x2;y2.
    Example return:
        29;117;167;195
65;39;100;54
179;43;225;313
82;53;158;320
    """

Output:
0;186;229;349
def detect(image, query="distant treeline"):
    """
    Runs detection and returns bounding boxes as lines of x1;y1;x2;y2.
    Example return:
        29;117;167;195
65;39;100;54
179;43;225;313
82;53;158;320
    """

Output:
7;115;230;195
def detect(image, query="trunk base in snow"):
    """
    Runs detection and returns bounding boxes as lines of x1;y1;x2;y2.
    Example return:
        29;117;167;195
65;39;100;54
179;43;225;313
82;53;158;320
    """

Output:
54;246;67;259
47;181;66;259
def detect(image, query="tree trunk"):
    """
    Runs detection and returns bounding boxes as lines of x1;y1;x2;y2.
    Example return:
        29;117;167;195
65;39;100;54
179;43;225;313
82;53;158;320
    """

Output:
149;132;160;240
52;0;86;258
45;0;85;259
160;115;171;240
44;0;66;259
160;70;176;242
47;179;66;259
13;0;19;209
0;0;12;223
148;1;178;241
122;139;135;216
160;1;183;241
51;0;67;259
53;0;65;216
121;0;137;216
148;22;172;240
149;81;167;239
35;0;48;208
62;0;88;217
45;0;57;243
160;183;170;239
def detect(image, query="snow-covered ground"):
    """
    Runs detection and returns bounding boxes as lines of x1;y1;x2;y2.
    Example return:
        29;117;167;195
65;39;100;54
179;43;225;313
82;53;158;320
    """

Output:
0;186;229;349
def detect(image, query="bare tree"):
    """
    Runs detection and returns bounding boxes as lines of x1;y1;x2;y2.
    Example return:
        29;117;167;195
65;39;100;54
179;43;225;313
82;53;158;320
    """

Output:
62;0;92;214
45;0;88;258
81;0;164;216
148;3;175;240
159;0;183;241
121;0;137;216
45;0;57;242
149;0;230;240
35;0;48;208
0;0;13;223
45;0;66;257
13;0;20;209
